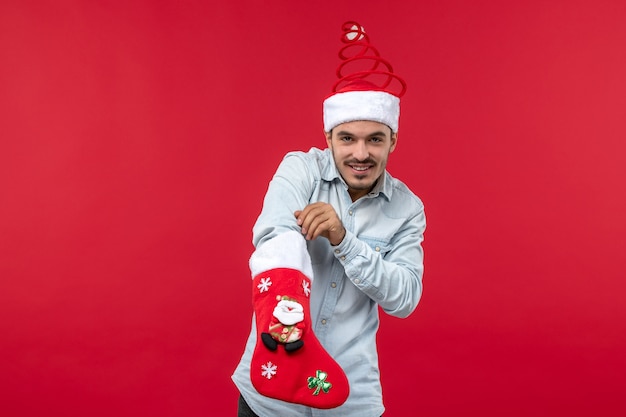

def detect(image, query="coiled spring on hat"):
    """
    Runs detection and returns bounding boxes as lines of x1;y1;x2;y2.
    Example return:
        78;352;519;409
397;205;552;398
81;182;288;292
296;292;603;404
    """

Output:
333;21;406;97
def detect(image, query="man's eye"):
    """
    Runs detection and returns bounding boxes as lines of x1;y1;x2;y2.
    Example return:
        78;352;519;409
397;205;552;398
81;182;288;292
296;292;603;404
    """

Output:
370;137;382;143
340;136;352;142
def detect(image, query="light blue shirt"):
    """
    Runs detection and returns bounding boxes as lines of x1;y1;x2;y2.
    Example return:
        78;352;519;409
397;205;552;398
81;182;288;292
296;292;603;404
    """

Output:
232;147;426;417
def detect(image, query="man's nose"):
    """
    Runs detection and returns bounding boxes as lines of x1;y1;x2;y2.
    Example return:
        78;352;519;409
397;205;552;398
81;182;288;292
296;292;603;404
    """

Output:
353;140;369;161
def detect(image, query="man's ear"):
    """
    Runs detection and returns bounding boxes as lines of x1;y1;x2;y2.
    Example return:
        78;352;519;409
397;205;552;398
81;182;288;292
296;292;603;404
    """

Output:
324;130;332;147
390;132;398;153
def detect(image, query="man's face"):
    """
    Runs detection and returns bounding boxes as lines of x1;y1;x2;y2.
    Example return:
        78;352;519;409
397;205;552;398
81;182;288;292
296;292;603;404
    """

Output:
326;120;397;201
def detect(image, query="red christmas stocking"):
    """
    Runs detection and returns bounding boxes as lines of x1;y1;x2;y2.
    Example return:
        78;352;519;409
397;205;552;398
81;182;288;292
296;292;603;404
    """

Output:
249;231;349;409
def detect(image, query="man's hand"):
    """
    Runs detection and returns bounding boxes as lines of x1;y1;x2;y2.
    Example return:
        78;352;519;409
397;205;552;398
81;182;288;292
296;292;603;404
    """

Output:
294;202;346;246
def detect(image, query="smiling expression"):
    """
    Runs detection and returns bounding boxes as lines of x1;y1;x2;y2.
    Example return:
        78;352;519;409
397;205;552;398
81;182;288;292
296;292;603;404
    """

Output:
326;120;397;201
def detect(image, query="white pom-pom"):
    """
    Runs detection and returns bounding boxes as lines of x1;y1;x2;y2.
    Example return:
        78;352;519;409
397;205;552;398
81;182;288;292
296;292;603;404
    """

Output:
346;24;365;41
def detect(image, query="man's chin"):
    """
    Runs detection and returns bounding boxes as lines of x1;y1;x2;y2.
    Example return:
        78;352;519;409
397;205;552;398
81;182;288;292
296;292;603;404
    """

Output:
347;179;374;191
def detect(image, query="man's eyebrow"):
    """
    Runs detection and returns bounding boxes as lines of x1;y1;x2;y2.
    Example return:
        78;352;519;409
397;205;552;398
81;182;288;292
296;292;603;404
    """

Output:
334;130;388;137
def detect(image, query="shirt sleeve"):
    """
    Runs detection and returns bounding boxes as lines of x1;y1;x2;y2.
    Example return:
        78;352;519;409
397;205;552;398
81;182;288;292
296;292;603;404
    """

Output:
331;204;426;318
252;152;318;248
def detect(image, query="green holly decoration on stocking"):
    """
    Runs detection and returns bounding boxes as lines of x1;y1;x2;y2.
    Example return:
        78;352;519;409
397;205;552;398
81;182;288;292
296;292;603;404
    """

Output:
308;370;333;395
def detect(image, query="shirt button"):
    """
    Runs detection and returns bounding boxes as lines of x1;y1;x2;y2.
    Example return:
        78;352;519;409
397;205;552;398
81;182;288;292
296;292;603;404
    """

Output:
331;282;337;288
354;278;360;284
349;210;353;215
334;249;340;254
321;319;327;325
340;256;346;261
375;246;380;252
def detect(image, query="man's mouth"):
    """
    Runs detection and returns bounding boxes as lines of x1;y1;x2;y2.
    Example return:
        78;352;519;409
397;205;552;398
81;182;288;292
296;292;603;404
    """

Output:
346;160;375;173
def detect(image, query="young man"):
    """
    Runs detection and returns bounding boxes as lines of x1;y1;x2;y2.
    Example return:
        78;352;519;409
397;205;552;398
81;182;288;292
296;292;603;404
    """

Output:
232;22;426;416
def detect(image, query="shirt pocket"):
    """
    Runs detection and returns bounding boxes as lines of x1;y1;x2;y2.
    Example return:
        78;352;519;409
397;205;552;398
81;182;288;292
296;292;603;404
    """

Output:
360;236;392;258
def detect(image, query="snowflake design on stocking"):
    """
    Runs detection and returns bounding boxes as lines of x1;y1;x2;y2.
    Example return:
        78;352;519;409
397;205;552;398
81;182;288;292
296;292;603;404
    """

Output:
257;277;272;293
302;279;311;297
261;361;277;379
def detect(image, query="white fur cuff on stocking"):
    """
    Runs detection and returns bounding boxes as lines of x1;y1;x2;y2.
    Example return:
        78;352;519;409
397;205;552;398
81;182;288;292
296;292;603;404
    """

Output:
249;231;314;281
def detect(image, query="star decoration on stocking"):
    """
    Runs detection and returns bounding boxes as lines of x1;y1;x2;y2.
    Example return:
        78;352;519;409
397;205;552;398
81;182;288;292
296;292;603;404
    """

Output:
257;277;272;293
261;361;277;379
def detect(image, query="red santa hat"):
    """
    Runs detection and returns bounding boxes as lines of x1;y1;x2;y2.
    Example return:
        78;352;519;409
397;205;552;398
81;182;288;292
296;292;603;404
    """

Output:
323;22;406;133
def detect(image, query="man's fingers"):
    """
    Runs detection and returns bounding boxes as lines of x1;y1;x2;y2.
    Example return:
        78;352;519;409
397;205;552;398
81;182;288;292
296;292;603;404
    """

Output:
294;203;342;241
296;205;322;229
294;210;303;226
305;214;330;240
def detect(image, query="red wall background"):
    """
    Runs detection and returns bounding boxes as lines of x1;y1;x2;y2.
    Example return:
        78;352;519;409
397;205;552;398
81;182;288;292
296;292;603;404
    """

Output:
1;1;625;416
